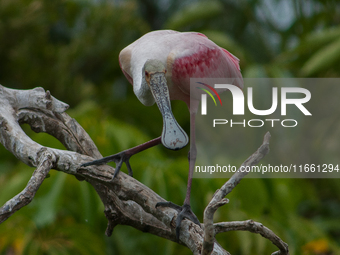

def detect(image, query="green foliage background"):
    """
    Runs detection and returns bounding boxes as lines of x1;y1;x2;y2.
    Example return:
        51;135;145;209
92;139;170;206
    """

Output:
1;0;340;254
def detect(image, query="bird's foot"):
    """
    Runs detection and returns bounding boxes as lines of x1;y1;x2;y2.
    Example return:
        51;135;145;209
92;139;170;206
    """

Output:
81;137;162;180
81;150;133;180
156;201;201;241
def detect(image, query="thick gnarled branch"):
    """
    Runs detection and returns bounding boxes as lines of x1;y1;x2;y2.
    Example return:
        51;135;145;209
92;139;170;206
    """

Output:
0;85;288;255
0;85;222;254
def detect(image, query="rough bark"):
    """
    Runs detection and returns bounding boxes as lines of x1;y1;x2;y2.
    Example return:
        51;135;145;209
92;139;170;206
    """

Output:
0;85;288;255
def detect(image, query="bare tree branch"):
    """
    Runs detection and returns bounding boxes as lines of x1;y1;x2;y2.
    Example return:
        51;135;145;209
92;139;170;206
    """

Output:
0;85;288;255
0;149;54;223
0;85;225;254
202;132;289;255
203;198;229;255
214;220;289;255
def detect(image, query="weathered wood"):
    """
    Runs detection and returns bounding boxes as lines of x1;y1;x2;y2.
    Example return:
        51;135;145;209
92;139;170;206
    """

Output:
0;85;288;255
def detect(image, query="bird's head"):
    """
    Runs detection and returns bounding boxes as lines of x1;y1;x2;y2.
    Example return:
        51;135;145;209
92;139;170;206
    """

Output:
143;59;167;84
142;59;188;151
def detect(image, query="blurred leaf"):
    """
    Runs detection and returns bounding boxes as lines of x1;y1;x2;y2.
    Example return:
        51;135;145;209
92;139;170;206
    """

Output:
0;164;32;206
301;26;340;52
243;64;267;78
33;172;66;227
230;179;269;218
165;1;223;30
237;231;252;255
281;26;340;59
301;37;340;76
302;238;330;254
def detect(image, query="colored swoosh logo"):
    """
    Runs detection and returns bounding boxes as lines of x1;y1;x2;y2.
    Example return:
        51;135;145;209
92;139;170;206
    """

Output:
196;82;223;106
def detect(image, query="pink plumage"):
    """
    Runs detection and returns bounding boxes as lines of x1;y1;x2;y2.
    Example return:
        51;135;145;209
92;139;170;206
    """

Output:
119;30;243;106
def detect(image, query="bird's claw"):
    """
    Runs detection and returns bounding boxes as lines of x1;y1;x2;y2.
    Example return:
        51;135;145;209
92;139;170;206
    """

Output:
81;151;133;180
156;201;201;241
111;152;133;178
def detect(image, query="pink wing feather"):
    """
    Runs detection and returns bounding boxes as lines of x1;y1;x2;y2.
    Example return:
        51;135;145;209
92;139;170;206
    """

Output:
170;33;243;100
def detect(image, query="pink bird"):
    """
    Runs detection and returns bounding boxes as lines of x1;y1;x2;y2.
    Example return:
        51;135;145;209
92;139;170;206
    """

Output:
82;30;243;239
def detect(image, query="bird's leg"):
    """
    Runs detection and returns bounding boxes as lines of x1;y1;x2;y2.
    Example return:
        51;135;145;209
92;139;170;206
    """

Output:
156;110;201;241
184;110;197;206
81;136;162;179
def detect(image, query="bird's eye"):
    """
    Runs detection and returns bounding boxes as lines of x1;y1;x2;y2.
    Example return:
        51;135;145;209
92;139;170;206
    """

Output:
145;71;149;77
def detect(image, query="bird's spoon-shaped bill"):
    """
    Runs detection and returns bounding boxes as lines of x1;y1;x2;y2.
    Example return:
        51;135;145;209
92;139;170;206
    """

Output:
147;72;188;150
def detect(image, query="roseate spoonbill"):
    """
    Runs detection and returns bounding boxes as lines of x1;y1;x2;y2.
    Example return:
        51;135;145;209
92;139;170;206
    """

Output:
82;30;243;240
